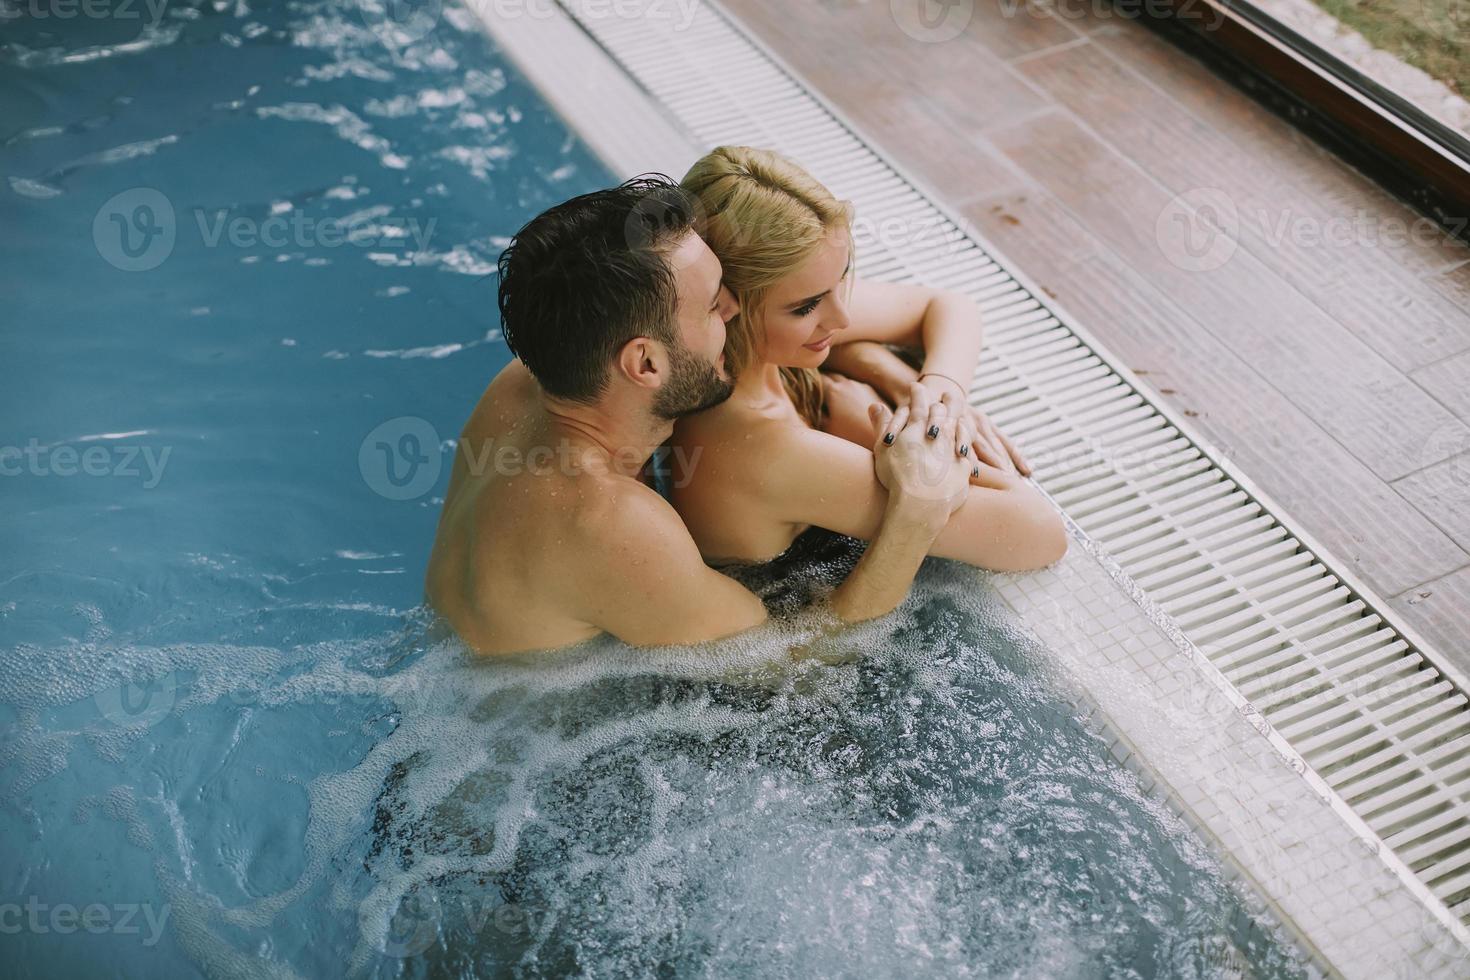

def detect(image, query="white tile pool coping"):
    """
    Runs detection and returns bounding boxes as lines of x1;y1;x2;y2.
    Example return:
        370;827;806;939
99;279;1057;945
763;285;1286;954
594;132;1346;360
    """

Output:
463;1;1470;974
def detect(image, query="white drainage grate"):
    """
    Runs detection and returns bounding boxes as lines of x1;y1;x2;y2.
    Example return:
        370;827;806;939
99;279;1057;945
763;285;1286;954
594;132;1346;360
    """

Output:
550;0;1470;944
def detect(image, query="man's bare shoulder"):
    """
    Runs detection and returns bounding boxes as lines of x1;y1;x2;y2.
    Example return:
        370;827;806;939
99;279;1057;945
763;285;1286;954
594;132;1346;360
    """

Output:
462;359;539;440
566;473;698;560
556;471;768;643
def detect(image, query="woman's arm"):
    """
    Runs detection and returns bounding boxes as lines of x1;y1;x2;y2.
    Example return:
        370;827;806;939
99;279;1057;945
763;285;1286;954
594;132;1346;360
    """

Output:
820;340;916;407
830;281;1031;475
841;279;985;410
754;414;1067;573
822;344;1032;478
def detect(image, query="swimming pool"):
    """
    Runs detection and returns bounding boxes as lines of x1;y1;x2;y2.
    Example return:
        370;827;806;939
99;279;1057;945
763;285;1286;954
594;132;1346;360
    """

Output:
2;0;1311;975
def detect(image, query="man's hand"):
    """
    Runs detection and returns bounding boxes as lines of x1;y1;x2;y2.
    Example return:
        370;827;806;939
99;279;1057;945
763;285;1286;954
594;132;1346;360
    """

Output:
823;383;970;625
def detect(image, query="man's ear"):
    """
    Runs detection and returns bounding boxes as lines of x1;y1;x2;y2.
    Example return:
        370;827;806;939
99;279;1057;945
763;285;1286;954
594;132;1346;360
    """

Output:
615;336;665;392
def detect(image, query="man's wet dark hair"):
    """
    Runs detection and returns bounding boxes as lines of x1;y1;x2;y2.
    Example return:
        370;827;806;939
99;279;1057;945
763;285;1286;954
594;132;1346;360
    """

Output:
497;174;700;403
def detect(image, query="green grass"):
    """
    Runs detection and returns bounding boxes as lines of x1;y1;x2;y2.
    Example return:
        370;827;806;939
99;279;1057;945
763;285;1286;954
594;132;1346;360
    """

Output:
1309;0;1468;101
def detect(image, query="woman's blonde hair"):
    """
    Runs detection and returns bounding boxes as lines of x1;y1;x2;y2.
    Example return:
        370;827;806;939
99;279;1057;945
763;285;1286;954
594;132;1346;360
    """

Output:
679;146;854;427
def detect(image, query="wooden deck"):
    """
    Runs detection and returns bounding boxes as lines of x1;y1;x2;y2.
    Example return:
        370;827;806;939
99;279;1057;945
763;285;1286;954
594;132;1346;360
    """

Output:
724;0;1470;668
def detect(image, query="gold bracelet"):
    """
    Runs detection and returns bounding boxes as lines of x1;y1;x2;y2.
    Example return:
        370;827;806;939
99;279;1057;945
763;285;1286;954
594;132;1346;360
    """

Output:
919;372;967;398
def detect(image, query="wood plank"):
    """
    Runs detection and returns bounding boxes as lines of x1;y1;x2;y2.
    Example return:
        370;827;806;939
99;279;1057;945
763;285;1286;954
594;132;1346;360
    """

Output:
983;108;1469;484
728;0;1086;63
853;93;1033;203
1393;451;1470;553
1012;38;1470;373
958;188;1470;596
1393;566;1470;679
1088;23;1470;313
725;0;1053;133
956;0;1089;60
1431;261;1470;317
1412;350;1470;424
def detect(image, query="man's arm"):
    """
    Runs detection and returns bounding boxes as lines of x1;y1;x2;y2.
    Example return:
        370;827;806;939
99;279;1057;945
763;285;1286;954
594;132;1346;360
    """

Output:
563;404;976;644
824;400;968;622
565;483;770;647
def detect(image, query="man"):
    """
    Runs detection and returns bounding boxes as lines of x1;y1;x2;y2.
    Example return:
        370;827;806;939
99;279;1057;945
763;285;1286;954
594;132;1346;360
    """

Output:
425;176;970;655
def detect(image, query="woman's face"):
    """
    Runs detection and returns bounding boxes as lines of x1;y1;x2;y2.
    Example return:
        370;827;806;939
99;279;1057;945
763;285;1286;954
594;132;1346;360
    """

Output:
752;227;852;369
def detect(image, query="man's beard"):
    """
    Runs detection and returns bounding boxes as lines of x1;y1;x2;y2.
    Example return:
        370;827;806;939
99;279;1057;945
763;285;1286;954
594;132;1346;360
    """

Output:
652;339;734;420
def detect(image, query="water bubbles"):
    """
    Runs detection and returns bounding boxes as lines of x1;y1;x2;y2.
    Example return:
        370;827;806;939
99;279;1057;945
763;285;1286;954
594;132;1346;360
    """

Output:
2;540;1305;976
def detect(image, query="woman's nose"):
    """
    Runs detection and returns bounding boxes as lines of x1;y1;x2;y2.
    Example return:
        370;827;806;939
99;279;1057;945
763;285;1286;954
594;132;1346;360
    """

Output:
826;289;851;331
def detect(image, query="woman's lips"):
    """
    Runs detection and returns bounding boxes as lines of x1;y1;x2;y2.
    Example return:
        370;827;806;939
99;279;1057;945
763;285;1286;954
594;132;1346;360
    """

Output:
802;334;833;352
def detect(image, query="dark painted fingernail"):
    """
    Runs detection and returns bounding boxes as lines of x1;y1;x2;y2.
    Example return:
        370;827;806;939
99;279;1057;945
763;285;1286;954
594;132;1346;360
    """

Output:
926;425;940;439
883;432;895;445
959;444;969;457
972;466;980;478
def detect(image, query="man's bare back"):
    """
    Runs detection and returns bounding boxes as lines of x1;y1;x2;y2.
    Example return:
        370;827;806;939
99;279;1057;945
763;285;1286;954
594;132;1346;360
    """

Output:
427;361;593;652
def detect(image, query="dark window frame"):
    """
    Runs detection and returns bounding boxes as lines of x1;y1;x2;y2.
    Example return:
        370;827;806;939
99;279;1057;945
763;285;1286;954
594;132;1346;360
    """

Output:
1131;0;1470;242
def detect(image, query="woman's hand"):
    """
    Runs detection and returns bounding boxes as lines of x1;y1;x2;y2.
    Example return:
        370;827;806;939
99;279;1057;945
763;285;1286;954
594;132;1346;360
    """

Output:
964;403;1030;478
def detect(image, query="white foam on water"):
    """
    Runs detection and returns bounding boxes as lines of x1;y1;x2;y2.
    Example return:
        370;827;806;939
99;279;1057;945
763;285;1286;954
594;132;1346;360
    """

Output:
0;560;1306;977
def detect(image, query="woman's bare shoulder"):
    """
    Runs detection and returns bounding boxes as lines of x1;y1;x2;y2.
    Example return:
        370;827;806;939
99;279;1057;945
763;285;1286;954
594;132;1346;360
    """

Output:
671;400;821;508
673;396;793;452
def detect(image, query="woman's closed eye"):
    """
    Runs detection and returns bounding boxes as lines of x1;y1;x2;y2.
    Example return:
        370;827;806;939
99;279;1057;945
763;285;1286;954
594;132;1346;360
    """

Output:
790;263;849;318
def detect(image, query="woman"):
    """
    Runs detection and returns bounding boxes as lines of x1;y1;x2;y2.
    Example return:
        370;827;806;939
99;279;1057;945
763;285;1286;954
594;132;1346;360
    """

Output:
669;145;1067;571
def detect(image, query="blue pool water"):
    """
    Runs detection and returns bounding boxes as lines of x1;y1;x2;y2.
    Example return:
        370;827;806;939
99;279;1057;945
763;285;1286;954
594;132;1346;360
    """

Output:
3;1;1309;977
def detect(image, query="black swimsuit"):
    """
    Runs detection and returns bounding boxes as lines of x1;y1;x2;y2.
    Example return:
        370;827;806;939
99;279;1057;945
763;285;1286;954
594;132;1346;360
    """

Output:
713;526;868;616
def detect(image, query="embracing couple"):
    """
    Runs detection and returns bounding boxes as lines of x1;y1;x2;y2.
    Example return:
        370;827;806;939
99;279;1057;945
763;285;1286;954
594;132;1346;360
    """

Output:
425;146;1067;655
